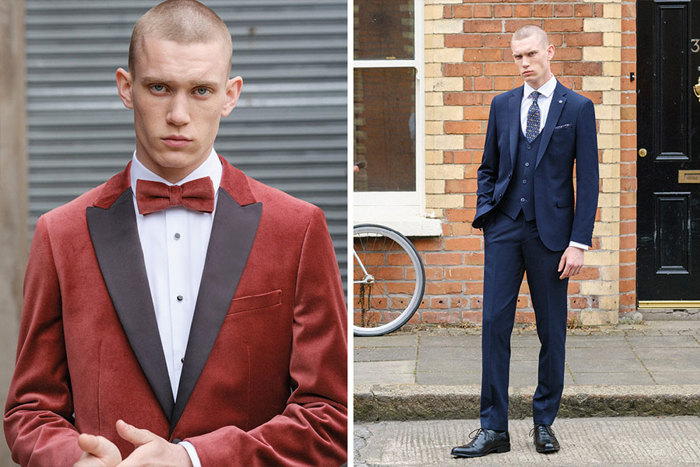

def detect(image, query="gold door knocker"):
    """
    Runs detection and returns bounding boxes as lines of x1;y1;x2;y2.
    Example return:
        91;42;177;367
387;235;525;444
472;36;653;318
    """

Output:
695;77;700;102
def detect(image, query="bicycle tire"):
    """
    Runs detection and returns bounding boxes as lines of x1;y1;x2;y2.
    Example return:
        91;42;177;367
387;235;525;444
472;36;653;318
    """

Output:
353;224;426;336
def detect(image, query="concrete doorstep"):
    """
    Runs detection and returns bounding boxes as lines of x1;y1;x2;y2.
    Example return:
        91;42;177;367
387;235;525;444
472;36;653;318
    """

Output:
354;384;700;421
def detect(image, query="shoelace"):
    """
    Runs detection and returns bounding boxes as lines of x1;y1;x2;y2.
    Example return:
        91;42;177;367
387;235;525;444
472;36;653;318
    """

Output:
529;425;555;437
468;427;485;440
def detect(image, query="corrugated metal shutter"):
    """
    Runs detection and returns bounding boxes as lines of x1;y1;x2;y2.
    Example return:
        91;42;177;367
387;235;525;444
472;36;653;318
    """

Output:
25;0;348;282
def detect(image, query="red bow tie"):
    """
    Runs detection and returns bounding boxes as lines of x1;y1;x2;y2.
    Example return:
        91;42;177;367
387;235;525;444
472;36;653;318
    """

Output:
135;177;215;215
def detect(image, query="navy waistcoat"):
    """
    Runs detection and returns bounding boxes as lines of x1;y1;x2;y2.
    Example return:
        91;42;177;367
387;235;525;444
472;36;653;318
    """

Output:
499;129;541;221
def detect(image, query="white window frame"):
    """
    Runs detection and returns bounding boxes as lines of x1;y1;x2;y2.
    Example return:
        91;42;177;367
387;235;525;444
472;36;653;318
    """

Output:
349;0;441;236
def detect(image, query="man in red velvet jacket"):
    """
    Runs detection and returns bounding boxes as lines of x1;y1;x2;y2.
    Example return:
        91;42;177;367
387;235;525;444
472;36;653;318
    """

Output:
4;1;347;465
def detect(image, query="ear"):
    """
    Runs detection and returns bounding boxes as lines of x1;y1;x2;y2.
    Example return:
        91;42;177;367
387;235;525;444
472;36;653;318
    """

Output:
116;68;134;110
221;76;243;117
546;44;555;61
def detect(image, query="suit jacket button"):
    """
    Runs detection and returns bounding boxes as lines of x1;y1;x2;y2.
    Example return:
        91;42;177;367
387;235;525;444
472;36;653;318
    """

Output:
172;438;182;444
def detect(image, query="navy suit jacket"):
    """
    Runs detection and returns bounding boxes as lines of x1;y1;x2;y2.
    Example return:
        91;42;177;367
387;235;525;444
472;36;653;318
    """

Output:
472;81;599;251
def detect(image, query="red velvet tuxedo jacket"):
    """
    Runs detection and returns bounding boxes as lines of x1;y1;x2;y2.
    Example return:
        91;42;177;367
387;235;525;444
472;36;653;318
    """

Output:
4;156;347;466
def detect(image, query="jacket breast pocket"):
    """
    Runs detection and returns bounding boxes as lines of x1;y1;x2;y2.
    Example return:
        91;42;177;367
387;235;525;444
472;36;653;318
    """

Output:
553;123;574;131
549;123;575;157
227;289;282;316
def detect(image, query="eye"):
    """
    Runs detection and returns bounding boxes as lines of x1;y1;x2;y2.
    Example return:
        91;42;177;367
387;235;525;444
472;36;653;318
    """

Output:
150;84;167;93
194;87;211;96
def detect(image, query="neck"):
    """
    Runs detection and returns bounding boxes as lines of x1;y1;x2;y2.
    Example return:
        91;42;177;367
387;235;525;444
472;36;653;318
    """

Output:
134;150;213;184
528;72;553;91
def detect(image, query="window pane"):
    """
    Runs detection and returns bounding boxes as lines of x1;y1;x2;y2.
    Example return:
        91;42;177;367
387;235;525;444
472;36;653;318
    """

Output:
354;0;414;60
354;67;416;192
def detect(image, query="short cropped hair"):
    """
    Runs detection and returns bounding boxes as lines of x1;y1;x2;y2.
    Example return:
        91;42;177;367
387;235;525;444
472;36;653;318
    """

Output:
128;0;233;74
511;25;550;48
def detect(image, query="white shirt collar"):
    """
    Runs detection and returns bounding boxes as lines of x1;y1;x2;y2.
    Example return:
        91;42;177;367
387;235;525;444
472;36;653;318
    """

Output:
523;75;557;100
130;148;222;193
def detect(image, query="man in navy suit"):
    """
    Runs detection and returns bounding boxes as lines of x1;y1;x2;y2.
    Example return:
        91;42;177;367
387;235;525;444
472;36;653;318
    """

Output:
451;25;599;458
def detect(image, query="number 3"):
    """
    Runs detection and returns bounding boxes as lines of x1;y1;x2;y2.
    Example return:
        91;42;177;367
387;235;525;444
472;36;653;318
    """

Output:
692;38;700;53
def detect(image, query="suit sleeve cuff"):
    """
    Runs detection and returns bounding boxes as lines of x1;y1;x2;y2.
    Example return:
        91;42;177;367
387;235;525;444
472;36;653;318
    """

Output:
179;441;202;467
569;241;589;250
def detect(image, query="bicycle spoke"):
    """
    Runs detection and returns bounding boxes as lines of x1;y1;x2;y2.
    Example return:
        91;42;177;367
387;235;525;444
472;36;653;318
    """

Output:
352;225;426;336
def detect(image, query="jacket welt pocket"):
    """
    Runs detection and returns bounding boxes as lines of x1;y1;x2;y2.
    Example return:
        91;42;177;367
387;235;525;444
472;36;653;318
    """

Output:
228;289;282;315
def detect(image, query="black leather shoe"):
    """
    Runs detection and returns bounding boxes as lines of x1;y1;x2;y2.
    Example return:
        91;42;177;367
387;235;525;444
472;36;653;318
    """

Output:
532;424;560;453
451;428;510;458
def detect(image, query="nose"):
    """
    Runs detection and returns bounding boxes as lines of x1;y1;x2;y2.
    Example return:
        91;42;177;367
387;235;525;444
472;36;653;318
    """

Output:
166;93;190;126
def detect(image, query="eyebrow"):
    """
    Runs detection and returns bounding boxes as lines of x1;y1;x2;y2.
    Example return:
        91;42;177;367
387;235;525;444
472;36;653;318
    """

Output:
139;76;220;88
513;50;538;57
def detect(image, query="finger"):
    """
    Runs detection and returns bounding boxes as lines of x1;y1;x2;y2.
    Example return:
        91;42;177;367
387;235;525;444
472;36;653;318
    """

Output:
560;261;573;280
77;433;99;454
77;434;113;458
116;420;158;447
559;255;568;279
557;253;566;273
74;456;107;467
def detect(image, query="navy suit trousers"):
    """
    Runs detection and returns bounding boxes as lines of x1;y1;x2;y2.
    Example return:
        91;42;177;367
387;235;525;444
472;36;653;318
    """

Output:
480;210;568;431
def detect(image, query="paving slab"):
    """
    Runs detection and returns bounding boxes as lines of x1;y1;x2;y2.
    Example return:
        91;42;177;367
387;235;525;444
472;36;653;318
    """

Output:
420;335;481;348
354;417;700;466
355;347;417;362
651;370;700;385
354;322;700;420
355;335;418;348
510;369;576;387
565;335;630;348
509;335;541;347
572;371;655;385
626;335;700;348
355;361;415;385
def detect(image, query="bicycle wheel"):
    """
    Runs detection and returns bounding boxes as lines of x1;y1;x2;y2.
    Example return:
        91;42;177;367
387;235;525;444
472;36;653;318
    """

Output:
353;224;426;336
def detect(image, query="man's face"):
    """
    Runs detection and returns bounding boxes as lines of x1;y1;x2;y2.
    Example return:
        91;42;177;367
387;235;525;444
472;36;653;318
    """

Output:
116;37;242;182
511;34;554;89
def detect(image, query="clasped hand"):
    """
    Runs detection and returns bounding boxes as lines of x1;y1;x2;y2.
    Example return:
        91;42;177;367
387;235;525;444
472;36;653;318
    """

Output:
74;419;192;467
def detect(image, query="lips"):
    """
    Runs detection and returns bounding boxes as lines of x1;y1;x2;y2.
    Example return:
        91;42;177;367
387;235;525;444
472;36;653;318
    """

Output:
161;135;192;148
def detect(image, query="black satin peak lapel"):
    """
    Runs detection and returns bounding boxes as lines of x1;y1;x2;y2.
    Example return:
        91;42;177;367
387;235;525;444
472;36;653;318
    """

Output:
86;189;175;421
170;189;262;431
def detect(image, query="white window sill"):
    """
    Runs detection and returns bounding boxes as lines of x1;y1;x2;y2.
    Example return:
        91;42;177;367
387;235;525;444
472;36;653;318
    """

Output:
353;213;442;237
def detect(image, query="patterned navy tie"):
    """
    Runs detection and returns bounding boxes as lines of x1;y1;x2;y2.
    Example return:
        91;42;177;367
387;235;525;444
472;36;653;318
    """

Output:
525;91;541;143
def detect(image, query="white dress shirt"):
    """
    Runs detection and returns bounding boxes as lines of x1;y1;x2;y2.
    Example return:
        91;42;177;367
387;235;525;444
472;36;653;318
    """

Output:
518;76;588;251
520;75;557;135
130;148;221;467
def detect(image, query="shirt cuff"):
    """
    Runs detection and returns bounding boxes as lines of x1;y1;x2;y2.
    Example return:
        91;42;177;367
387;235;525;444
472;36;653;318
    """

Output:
569;241;589;251
179;441;202;467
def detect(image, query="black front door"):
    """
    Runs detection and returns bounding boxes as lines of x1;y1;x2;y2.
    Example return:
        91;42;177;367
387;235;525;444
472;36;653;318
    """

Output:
637;0;700;304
